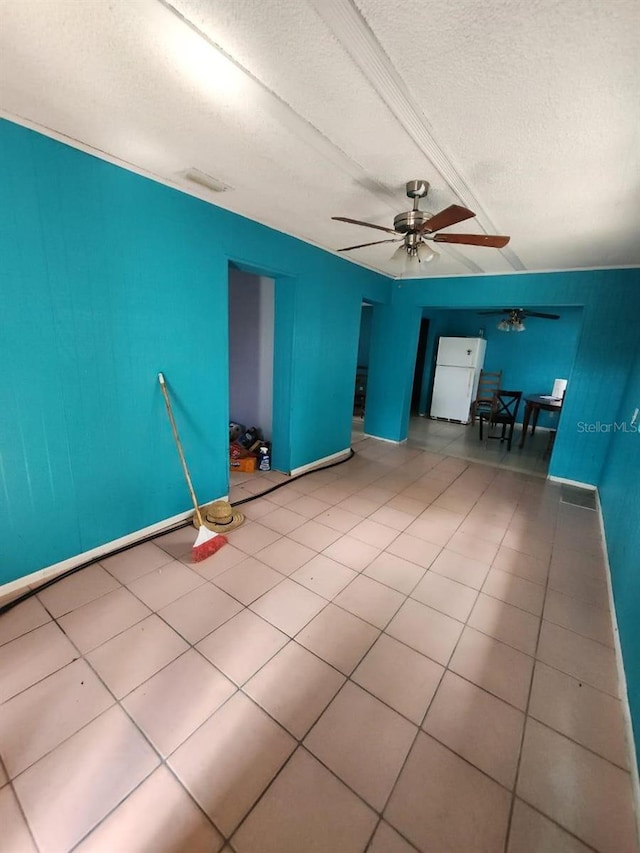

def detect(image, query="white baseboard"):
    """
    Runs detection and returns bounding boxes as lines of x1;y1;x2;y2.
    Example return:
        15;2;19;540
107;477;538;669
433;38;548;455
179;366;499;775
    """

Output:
289;448;351;477
362;433;407;445
0;495;227;600
548;475;597;490
596;491;640;844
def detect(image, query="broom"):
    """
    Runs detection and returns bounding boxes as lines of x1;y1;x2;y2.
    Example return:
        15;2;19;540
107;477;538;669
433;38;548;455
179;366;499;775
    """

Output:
158;373;227;562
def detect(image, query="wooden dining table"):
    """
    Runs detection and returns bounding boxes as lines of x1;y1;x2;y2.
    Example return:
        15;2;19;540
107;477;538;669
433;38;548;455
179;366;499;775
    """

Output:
519;394;563;449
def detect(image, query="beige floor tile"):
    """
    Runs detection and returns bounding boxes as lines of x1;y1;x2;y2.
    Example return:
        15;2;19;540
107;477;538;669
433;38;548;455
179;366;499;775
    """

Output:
196;609;288;685
352;634;443;724
158;583;242;644
334;575;404;629
254;537;315;576
287;520;342;551
122;649;235;757
517;719;637;853
100;541;174;584
225;522;282;555
286;495;332;519
37;565;120;618
468;593;540;655
507;799;592;853
548;563;609;609
349;518;401;550
244;642;344;738
76;765;224;853
290;554;357;599
492;545;549;584
0;622;77;704
0;785;37;852
449;627;534;710
314;506;363;533
385;533;441;569
430;549;491;591
386;495;429;517
368;821;420;853
212;558;283;605
502;530;552;563
423;671;524;788
322;534;381;571
363;552;426;594
0;761;6;787
153;525;196;559
0;597;50;647
536;621;619;696
240;496;280;521
13;706;159;853
250;578;326;635
404;516;455;547
420;505;466;529
385;732;511;853
551;545;606;578
295;604;379;675
263;485;305;506
86;615;188;699
482;567;545;616
259;506;308;535
459;516;508;545
169;691;295;836
447;529;500;565
336;495;380;517
411;571;478;622
57;586;150;654
386;598;464;665
231;747;377;853
305;681;416;810
367;504;419;528
544;589;613;646
529;661;629;768
125;560;204;611
184;542;249;580
0;659;113;778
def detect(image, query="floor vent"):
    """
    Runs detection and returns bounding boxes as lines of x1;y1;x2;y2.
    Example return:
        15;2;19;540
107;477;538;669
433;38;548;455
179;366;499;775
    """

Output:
560;485;597;510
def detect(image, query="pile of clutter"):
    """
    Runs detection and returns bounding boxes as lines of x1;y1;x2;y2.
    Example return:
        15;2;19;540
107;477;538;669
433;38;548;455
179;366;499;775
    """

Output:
229;422;271;473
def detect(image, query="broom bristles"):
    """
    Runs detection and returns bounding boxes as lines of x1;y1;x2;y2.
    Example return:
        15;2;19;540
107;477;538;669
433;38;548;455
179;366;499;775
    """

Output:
191;525;227;563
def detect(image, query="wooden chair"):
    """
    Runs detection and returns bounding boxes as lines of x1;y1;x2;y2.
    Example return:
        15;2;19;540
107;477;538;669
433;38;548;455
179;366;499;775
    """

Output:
479;390;523;452
470;370;502;426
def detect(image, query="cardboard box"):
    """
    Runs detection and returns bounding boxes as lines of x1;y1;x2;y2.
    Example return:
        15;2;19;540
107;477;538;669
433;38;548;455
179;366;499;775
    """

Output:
230;456;257;473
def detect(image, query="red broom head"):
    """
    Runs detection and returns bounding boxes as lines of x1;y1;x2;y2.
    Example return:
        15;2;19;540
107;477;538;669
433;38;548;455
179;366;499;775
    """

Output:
191;526;228;563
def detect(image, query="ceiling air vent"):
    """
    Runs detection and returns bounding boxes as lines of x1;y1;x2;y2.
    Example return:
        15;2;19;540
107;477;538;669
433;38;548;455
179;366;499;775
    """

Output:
181;168;232;193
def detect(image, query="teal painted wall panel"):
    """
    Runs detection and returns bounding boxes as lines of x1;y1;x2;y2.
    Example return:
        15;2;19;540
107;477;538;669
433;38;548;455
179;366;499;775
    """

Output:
599;339;640;764
0;118;389;584
381;270;640;484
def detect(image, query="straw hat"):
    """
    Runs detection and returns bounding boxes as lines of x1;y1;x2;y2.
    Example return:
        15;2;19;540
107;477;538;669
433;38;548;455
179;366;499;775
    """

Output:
195;500;245;533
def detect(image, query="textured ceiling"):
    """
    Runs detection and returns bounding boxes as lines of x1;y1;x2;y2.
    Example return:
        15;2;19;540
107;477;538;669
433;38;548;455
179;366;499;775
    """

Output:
0;0;638;278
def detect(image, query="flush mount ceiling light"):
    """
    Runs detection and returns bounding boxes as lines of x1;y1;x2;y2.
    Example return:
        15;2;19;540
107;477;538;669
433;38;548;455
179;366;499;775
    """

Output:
479;308;560;332
332;180;510;273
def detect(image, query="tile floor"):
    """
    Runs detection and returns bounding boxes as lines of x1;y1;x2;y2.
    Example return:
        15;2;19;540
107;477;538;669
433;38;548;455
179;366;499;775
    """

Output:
0;440;638;852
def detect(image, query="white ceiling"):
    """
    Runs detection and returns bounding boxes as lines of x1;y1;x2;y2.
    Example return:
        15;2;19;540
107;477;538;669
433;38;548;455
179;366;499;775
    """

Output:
1;0;638;279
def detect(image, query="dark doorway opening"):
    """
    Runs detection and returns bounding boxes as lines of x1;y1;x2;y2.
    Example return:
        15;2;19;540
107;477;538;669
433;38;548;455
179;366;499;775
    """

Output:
411;318;430;415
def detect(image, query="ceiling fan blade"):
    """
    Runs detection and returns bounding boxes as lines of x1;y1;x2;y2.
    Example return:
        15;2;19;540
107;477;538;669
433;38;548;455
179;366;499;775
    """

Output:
524;311;560;319
332;216;398;235
338;238;402;252
433;233;510;248
420;205;475;233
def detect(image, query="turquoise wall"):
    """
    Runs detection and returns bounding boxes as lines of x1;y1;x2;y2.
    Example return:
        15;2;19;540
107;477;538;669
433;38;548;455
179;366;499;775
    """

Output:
0;119;388;584
365;270;640;485
416;306;583;426
599;339;640;752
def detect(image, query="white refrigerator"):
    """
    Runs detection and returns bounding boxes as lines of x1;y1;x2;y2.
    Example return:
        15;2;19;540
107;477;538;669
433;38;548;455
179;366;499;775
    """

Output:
430;337;487;423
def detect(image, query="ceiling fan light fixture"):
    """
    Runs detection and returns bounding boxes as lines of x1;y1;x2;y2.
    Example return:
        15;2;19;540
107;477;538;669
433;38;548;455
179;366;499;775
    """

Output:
415;241;438;264
497;319;511;332
513;321;526;332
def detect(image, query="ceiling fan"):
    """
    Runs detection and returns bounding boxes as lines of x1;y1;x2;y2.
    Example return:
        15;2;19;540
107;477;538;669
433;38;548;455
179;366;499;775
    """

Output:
333;180;510;265
477;308;560;332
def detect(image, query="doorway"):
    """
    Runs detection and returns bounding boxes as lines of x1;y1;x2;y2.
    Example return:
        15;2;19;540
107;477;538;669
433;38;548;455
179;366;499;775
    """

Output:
228;267;274;443
410;318;430;415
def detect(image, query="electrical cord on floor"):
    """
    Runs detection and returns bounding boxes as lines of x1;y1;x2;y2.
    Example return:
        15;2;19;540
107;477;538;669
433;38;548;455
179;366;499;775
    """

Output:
0;448;356;617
